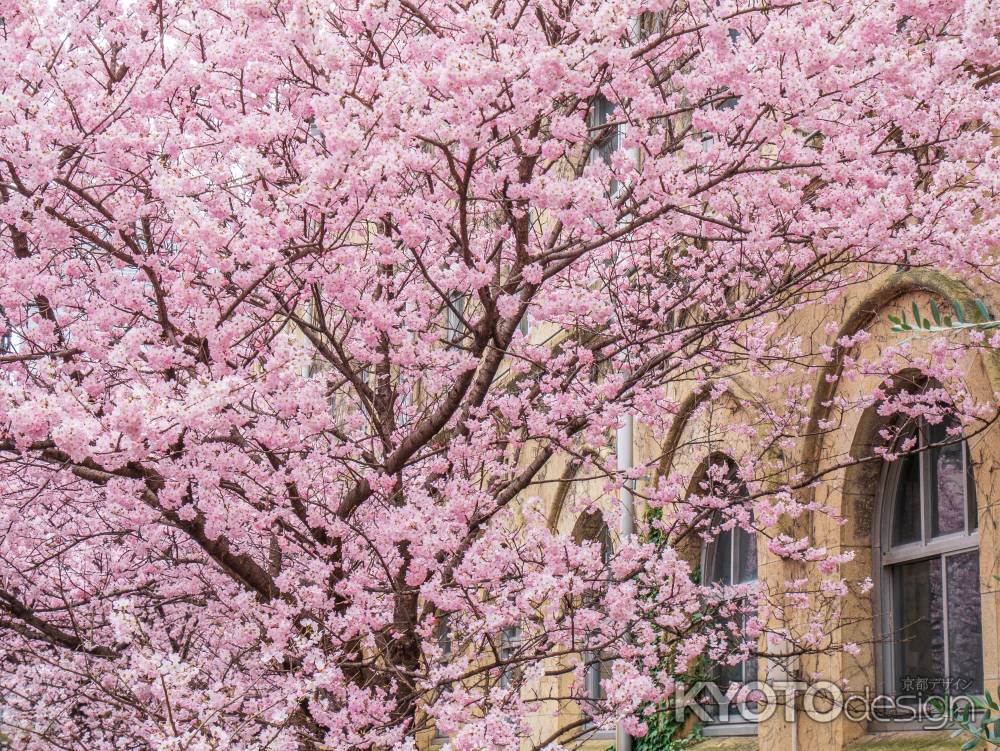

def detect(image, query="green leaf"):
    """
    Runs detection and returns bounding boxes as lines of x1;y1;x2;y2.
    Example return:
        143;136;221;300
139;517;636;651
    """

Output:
888;314;902;325
930;299;942;326
989;721;1000;740
944;315;954;327
923;318;931;329
954;299;967;323
975;298;990;322
960;739;978;751
912;301;921;324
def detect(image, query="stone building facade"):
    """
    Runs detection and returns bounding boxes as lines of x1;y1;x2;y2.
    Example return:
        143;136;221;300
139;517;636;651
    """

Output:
521;269;1000;751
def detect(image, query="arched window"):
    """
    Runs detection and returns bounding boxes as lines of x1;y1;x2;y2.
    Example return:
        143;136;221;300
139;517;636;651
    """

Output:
498;625;522;690
703;518;758;686
571;511;614;724
588;94;624;198
584;523;613;703
879;416;982;698
445;292;468;346
701;461;758;680
699;460;758;734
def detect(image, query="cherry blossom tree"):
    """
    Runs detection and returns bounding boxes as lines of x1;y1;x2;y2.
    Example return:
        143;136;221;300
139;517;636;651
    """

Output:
0;0;996;749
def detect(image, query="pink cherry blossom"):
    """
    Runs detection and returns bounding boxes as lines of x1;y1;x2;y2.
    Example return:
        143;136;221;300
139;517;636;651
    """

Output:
0;0;996;748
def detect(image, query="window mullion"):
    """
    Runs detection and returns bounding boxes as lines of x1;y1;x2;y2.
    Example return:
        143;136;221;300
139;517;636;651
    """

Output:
919;423;931;545
940;555;950;683
884;565;895;694
962;441;970;535
731;531;738;587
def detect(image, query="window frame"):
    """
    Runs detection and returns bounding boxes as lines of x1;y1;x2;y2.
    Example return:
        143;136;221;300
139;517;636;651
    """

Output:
874;418;982;703
498;625;522;690
587;94;626;200
697;461;759;737
587;95;623;167
568;517;617;741
583;523;613;706
445;291;468;346
432;616;453;742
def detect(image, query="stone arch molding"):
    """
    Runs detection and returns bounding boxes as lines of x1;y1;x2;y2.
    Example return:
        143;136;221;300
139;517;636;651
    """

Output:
794;268;1000;613
546;381;758;539
790;269;1000;748
648;383;767;567
797;269;1000;553
801;268;1000;478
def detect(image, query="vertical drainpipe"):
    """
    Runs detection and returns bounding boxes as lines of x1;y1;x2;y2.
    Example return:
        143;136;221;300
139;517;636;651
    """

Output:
615;14;642;745
617;414;635;538
615;413;635;751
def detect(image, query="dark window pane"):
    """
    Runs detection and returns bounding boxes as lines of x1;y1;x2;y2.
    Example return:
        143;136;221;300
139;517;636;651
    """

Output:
736;527;756;584
743;653;758;686
446;292;467;344
711;614;748;689
710;612;756;716
946;551;983;693
436;616;452;657
585;654;600;700
703;471;758;714
892;452;922;546
589;95;620;164
584;628;610;704
709;528;733;585
892;559;944;695
929;421;966;537
588;95;621;196
714;658;743;688
499;626;521;688
704;657;760;722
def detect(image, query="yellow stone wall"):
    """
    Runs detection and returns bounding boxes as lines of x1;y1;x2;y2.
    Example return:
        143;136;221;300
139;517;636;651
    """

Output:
524;268;1000;751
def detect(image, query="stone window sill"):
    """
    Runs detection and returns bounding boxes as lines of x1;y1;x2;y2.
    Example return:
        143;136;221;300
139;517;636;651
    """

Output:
844;730;961;750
